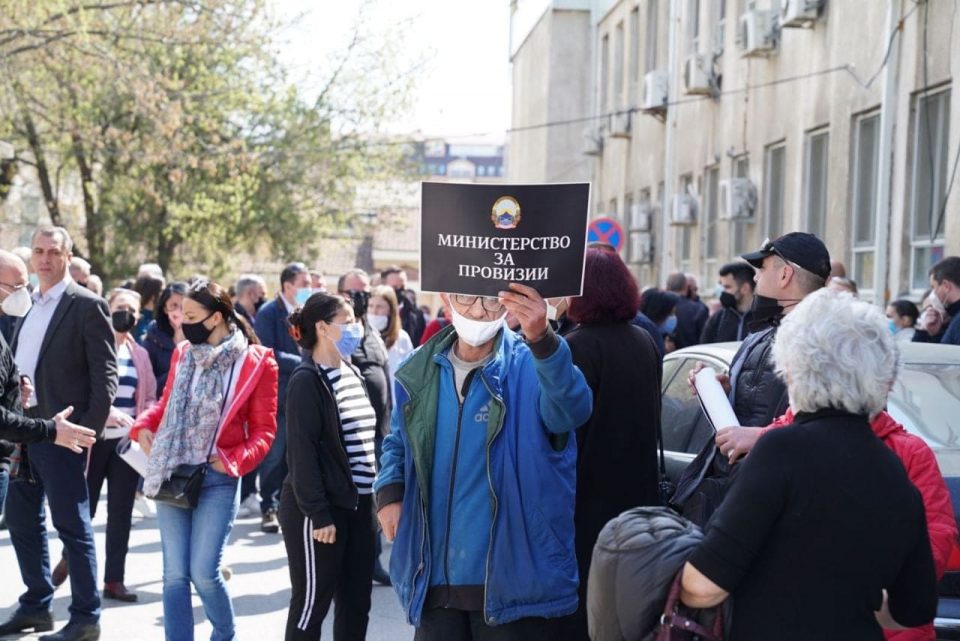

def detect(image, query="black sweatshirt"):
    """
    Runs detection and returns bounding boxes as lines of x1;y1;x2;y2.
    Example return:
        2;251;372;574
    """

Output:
689;409;937;641
283;358;364;528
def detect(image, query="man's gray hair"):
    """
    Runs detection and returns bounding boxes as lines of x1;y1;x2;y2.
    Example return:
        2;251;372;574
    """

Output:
235;274;265;298
772;289;899;418
338;268;369;292
32;225;73;253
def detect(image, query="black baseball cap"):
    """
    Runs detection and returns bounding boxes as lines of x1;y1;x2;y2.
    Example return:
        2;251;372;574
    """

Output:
741;232;831;280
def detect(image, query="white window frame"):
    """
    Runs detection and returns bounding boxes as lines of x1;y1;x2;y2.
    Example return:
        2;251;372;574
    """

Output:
703;165;720;284
645;0;659;74
600;33;610;114
763;142;786;240
908;87;951;293
629;7;640;105
851;111;880;294
614;21;625;107
731;155;751;255
802;127;829;239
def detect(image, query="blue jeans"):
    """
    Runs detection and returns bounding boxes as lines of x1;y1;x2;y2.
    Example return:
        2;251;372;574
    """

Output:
258;411;287;515
157;469;239;641
6;443;100;624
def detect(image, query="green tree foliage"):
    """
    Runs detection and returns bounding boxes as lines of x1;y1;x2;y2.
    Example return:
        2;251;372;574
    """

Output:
0;0;414;280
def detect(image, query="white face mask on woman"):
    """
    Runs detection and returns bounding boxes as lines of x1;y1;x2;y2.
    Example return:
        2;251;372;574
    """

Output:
366;312;389;332
449;304;506;347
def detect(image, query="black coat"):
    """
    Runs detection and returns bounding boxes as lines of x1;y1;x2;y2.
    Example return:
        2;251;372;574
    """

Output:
565;322;663;611
700;307;755;344
11;282;117;435
728;325;789;427
674;297;709;349
350;318;391;437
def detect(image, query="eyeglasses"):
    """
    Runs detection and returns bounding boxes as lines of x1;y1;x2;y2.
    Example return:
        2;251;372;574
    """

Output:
452;294;504;313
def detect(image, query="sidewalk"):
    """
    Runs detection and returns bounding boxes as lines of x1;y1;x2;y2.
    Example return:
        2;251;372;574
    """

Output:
0;502;411;640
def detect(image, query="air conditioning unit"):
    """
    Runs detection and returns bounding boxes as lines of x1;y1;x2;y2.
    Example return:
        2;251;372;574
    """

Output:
583;130;603;156
642;70;669;112
630;232;654;263
670;194;698;226
683;54;713;95
609;111;631;138
630;202;652;231
719;178;758;221
739;10;777;57
781;0;820;28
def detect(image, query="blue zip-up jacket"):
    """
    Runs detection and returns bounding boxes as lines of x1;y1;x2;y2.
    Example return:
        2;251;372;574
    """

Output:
374;324;593;626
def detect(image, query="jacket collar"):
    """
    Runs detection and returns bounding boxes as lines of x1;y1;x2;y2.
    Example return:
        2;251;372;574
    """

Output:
397;324;515;399
792;407;870;425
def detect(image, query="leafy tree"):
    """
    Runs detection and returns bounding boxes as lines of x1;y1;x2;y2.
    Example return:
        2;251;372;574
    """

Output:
0;0;415;281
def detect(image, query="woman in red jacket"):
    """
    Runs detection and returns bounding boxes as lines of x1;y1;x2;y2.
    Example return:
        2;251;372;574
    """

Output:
131;279;278;641
719;408;957;641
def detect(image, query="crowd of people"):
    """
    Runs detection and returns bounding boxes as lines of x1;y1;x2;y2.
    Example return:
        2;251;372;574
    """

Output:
0;223;958;641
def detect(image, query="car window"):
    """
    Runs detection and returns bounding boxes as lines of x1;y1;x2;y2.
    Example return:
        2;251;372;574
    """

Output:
661;357;682;390
661;356;726;454
888;362;960;473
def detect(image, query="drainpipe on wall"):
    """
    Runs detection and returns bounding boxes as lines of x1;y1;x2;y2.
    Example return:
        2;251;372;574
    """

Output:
872;0;902;307
659;0;680;282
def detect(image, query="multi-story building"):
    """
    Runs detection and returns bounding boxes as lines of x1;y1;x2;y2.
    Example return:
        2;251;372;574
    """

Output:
509;0;960;302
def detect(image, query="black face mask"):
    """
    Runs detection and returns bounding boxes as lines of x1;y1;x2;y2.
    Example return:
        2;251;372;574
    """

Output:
182;312;215;345
254;297;267;311
111;310;137;334
751;294;802;325
719;292;737;310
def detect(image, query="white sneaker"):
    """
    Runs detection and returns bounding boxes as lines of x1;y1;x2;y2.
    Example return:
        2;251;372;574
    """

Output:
134;495;156;519
236;494;260;518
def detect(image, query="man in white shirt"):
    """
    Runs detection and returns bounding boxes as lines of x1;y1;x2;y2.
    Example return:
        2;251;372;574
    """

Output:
1;226;117;641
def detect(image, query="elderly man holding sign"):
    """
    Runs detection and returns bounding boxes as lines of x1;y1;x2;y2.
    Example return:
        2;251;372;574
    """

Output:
375;182;593;641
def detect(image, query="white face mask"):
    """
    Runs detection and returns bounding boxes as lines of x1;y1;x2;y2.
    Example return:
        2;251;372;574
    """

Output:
449;304;505;347
1;287;32;317
366;312;389;332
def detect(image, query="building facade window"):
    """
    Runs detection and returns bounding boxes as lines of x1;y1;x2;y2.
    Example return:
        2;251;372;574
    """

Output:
851;111;880;292
704;165;720;282
688;0;701;55
614;21;625;108
630;7;640;105
645;0;659;73
802;128;829;239
678;174;695;272
908;88;951;291
731;155;751;255
714;0;727;54
763;143;786;240
600;34;610;114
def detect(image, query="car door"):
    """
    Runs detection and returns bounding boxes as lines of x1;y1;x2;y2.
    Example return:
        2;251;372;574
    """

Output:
660;354;729;483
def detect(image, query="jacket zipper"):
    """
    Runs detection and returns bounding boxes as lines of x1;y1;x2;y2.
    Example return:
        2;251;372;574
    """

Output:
480;373;505;625
441;367;477;600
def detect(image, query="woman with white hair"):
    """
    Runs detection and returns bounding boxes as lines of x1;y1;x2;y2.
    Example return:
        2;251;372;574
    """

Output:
679;289;937;641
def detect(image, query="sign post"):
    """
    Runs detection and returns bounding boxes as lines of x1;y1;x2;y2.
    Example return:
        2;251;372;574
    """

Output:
420;182;591;298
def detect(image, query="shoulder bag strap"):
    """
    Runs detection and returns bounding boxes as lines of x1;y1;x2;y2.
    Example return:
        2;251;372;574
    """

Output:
204;361;238;463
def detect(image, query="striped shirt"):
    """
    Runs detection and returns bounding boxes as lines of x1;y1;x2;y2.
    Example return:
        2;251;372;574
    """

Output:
114;343;138;416
320;364;377;493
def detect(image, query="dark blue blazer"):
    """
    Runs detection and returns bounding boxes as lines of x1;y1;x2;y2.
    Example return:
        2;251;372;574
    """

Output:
254;296;300;406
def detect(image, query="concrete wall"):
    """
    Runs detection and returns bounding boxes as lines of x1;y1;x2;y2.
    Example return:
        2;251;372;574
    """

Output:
508;8;593;184
516;0;960;301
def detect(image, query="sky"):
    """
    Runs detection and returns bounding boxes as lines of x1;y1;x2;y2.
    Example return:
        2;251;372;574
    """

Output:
271;0;513;142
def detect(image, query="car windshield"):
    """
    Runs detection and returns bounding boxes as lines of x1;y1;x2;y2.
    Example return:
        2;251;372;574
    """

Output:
888;362;960;474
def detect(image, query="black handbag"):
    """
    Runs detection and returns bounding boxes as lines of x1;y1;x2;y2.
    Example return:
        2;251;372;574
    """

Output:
152;362;236;510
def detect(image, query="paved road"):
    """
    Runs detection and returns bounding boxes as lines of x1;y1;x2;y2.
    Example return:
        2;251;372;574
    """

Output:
0;502;413;640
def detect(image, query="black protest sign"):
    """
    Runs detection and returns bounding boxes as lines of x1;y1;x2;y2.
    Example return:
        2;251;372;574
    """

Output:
420;182;590;298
